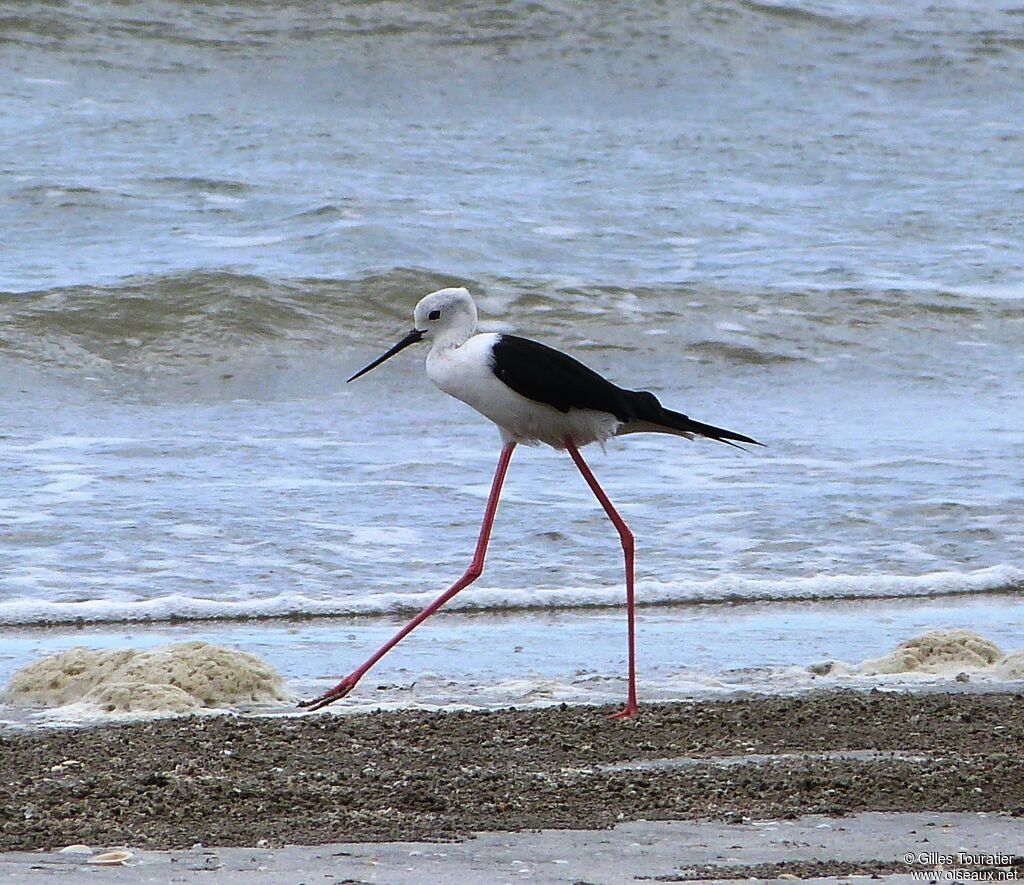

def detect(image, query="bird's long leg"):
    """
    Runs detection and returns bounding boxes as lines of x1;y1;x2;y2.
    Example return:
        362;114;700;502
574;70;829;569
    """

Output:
564;438;638;720
300;442;516;711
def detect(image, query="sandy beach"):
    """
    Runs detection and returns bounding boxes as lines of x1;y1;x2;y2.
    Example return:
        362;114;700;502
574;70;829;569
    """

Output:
2;689;1021;857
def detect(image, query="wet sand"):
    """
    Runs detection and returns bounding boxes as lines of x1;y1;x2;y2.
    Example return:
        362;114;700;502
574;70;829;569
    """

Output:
1;690;1021;853
3;813;1023;883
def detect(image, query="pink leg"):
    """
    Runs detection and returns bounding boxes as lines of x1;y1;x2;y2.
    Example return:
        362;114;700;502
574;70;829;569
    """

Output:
565;439;638;719
300;443;516;711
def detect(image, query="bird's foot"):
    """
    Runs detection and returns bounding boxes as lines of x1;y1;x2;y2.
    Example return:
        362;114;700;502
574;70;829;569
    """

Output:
607;701;638;721
298;673;361;712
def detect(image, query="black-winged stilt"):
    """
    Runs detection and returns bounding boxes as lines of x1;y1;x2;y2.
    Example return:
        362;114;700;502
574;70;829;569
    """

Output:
301;287;760;718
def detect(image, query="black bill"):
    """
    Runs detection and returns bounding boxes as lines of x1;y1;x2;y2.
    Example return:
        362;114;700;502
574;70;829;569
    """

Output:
347;328;425;382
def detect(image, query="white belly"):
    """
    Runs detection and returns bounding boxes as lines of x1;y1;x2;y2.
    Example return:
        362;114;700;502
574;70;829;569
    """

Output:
425;334;620;448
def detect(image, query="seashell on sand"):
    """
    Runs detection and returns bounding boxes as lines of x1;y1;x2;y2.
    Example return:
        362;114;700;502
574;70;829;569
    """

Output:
87;849;133;865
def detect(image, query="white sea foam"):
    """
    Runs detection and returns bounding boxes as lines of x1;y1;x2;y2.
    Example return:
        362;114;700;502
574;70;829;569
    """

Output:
806;630;1024;696
993;651;1024;680
810;629;1024;685
0;565;1019;626
952;283;1024;301
35;473;96;497
167;522;223;539
347;525;424;547
21;436;137;451
3;641;292;718
846;630;1003;676
188;233;289;248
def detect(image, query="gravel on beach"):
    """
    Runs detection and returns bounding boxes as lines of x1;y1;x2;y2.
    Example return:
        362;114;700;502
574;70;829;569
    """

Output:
1;689;1021;852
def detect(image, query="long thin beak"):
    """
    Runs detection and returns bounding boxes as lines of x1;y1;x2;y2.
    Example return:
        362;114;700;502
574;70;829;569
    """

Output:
347;328;425;382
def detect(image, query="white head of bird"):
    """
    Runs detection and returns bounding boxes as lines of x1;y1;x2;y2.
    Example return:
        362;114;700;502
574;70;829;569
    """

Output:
347;287;478;381
414;287;478;349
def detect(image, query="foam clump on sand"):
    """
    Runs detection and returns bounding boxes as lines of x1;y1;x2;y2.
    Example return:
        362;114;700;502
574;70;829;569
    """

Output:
3;641;292;714
812;629;1021;681
85;682;200;714
993;650;1024;680
858;629;1003;676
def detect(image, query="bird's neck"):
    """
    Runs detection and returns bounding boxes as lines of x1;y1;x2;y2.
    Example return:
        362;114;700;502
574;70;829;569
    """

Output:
430;324;476;353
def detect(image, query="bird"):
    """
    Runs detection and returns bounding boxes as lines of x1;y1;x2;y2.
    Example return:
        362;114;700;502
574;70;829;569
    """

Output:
300;287;760;718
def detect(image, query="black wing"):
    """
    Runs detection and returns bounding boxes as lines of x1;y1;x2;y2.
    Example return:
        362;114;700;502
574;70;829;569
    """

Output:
490;334;763;448
490;335;636;420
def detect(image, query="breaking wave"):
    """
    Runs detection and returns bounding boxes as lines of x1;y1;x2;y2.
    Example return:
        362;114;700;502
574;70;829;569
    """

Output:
4;0;1020;74
0;565;1020;627
0;269;469;374
2;269;1017;379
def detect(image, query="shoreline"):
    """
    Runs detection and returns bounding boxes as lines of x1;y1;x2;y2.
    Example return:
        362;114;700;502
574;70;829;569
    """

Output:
4;596;1024;726
1;689;1021;853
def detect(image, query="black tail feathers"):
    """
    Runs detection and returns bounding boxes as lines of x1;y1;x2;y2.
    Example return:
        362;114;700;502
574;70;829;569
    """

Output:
626;390;762;449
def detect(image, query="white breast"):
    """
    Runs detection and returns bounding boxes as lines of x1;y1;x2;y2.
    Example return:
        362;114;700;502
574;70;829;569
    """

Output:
425;333;621;449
